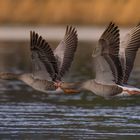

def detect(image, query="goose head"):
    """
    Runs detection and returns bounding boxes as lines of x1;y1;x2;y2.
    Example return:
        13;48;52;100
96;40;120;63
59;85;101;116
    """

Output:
0;72;19;80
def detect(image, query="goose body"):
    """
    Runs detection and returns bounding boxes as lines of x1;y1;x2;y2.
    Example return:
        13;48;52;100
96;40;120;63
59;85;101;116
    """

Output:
19;73;60;93
88;22;140;97
0;26;78;94
61;22;140;98
81;80;122;97
0;72;60;93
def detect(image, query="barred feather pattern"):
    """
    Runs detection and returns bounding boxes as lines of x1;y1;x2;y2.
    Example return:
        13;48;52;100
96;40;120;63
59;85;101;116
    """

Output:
99;22;123;84
54;26;78;79
30;31;58;81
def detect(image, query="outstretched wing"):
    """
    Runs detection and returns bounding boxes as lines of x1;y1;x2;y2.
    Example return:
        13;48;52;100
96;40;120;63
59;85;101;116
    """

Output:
54;26;78;79
120;24;140;84
93;22;123;84
30;31;58;81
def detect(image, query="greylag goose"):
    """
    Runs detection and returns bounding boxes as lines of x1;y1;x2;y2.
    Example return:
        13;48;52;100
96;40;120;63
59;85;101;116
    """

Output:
0;26;78;94
61;22;140;97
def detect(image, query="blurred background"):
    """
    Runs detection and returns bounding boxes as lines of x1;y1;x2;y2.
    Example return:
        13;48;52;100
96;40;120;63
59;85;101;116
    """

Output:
0;0;139;26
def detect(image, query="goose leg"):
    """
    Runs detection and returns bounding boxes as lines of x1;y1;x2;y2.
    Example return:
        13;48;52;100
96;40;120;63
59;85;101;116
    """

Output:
62;88;80;94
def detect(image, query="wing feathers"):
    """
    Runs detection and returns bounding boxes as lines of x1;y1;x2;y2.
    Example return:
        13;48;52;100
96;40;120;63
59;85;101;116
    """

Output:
99;22;123;84
120;24;140;83
30;31;58;81
54;26;78;79
30;26;78;81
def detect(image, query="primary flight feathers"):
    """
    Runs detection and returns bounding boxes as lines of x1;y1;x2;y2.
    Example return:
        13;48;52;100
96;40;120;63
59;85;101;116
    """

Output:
98;22;123;84
94;22;140;85
30;25;78;82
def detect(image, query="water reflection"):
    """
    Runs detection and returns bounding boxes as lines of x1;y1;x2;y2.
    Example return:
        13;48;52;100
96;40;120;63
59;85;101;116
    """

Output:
0;41;140;139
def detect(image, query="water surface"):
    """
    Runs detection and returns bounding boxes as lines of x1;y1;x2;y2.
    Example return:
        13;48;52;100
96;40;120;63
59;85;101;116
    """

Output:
0;40;140;140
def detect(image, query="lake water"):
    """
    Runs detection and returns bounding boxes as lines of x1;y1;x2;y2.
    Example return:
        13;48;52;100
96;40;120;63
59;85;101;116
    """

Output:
0;40;140;140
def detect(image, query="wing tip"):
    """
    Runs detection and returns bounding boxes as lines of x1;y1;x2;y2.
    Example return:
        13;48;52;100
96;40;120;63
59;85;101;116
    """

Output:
101;21;119;41
30;30;45;50
136;22;140;27
30;30;36;48
66;25;77;37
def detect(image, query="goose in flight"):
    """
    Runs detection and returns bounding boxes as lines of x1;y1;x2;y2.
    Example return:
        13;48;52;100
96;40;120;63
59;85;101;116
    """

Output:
61;22;140;97
0;26;78;94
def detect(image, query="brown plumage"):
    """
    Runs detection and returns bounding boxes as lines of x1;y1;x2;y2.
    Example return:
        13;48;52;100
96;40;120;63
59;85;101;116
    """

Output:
30;26;78;82
60;22;140;98
30;31;58;81
99;22;123;84
0;26;78;94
